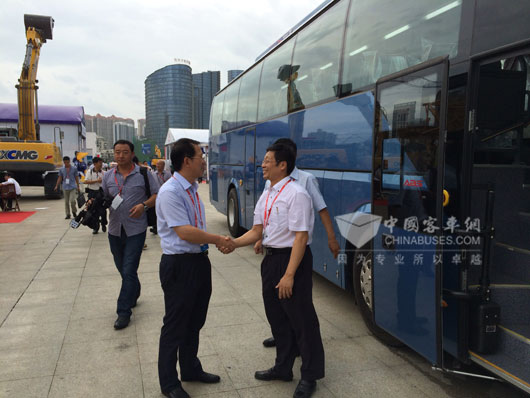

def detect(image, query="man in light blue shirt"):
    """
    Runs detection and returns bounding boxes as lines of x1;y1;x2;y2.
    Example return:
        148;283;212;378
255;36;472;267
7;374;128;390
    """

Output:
54;156;80;219
156;138;234;398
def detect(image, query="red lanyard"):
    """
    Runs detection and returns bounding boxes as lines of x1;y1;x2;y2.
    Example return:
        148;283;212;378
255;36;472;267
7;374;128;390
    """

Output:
172;176;203;228
186;189;203;228
114;164;135;196
263;178;292;229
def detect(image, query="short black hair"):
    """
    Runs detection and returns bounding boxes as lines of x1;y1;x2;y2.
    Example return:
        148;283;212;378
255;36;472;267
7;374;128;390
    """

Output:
171;138;200;172
92;157;102;164
63;156;70;161
266;142;295;175
113;140;134;152
273;138;297;157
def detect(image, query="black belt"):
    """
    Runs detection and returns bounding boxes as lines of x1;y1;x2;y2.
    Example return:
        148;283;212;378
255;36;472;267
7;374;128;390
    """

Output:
173;250;208;256
264;247;291;256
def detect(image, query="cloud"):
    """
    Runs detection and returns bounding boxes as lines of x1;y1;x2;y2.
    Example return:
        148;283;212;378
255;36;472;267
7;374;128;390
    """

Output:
0;0;323;122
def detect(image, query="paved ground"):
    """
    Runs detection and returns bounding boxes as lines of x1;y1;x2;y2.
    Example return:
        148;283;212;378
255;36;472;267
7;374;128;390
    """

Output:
0;185;527;398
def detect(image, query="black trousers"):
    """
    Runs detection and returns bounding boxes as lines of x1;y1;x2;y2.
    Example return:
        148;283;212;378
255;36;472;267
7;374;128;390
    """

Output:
261;246;325;381
158;252;212;393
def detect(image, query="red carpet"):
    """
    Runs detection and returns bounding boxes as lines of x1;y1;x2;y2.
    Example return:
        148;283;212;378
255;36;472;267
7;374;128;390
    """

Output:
0;211;36;223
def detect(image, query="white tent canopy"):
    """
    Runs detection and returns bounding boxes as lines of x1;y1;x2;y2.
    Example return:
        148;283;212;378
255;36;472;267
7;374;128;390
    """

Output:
165;128;209;146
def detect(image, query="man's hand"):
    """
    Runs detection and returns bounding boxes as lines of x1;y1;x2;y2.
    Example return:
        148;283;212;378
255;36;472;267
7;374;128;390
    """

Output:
216;235;235;254
129;203;144;218
276;274;294;299
97;177;102;183
328;238;340;259
54;185;59;191
254;239;263;254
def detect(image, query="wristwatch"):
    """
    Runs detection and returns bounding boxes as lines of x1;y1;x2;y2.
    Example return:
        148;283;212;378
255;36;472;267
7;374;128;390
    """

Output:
143;202;149;212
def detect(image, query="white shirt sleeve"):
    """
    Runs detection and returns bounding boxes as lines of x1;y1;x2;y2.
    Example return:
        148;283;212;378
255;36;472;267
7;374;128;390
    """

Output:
253;190;268;226
305;174;327;212
288;190;313;232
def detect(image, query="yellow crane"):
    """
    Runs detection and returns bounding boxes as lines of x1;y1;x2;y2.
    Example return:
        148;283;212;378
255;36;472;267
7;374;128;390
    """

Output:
0;14;62;198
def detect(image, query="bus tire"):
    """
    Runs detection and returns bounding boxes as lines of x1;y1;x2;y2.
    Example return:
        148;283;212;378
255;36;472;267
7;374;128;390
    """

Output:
227;188;243;237
353;249;403;347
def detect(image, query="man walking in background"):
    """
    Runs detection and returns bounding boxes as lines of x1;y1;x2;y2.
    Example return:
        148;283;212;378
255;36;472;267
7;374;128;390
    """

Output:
54;156;80;219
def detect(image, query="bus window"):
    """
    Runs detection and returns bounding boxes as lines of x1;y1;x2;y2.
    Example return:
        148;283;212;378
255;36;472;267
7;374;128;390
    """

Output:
257;39;295;121
222;79;241;132
342;0;462;94
210;91;225;136
236;63;262;128
290;0;348;111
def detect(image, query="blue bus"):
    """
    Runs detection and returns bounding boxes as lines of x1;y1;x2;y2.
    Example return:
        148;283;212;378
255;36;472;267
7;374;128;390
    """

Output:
209;0;530;392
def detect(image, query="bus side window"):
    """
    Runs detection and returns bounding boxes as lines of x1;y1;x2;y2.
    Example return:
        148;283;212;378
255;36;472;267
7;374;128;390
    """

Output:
210;92;225;136
257;39;295;121
290;0;348;110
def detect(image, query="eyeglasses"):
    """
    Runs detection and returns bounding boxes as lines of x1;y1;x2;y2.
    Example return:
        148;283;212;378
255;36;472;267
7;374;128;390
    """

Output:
188;154;206;161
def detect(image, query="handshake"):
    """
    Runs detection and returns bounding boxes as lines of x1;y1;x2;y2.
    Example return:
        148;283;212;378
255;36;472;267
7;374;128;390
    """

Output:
215;235;237;254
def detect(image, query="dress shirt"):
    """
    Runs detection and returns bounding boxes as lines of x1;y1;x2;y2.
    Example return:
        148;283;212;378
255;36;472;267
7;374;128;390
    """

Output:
59;166;78;190
254;175;314;248
1;178;21;195
85;168;105;191
264;167;326;212
156;172;207;255
153;170;172;188
101;164;159;237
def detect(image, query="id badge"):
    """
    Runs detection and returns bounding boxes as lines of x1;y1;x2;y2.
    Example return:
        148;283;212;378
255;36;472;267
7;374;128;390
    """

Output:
200;244;209;252
111;194;123;210
65;178;70;185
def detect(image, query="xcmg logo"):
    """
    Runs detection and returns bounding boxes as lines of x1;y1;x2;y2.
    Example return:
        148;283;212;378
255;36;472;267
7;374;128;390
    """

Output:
0;150;39;160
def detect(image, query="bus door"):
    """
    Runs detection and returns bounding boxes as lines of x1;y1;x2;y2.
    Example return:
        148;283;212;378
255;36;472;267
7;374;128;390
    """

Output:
466;44;530;391
244;127;257;228
372;57;449;365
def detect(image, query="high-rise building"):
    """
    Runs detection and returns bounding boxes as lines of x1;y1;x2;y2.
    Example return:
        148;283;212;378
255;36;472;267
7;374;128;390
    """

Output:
192;71;220;129
228;69;243;83
145;63;193;149
137;118;146;138
85;114;134;146
113;122;135;143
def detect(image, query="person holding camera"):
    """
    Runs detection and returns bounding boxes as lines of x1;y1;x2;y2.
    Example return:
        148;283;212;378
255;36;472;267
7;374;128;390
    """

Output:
84;157;107;234
101;140;159;330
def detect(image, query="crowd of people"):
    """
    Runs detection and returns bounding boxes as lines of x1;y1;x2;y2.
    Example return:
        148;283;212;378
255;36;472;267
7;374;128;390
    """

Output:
48;137;332;398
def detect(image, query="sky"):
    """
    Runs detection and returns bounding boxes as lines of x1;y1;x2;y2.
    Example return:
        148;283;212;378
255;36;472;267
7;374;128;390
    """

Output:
0;0;324;123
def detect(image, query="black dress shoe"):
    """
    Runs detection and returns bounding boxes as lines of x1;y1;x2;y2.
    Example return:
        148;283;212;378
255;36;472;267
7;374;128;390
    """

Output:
293;380;316;398
92;230;98;234
262;336;276;347
65;215;71;219
163;385;190;398
254;367;293;381
113;316;130;330
181;371;220;383
102;224;107;232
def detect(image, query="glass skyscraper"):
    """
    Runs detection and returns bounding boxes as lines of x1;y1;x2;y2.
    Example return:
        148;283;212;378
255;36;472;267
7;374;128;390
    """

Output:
192;71;220;129
228;69;243;83
145;64;192;149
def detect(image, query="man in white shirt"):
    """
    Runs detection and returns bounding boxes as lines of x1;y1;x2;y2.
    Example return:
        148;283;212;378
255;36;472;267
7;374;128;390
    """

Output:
1;173;22;210
256;138;340;349
84;157;107;234
231;141;324;398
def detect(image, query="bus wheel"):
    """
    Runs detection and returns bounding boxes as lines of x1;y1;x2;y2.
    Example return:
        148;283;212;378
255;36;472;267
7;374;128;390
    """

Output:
227;188;243;237
353;250;403;347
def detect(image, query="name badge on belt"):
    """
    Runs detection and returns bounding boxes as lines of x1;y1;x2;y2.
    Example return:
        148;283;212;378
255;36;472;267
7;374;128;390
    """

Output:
200;244;209;253
111;194;123;210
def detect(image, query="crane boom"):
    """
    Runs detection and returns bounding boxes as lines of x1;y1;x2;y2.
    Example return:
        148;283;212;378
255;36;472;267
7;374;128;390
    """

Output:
16;14;54;141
